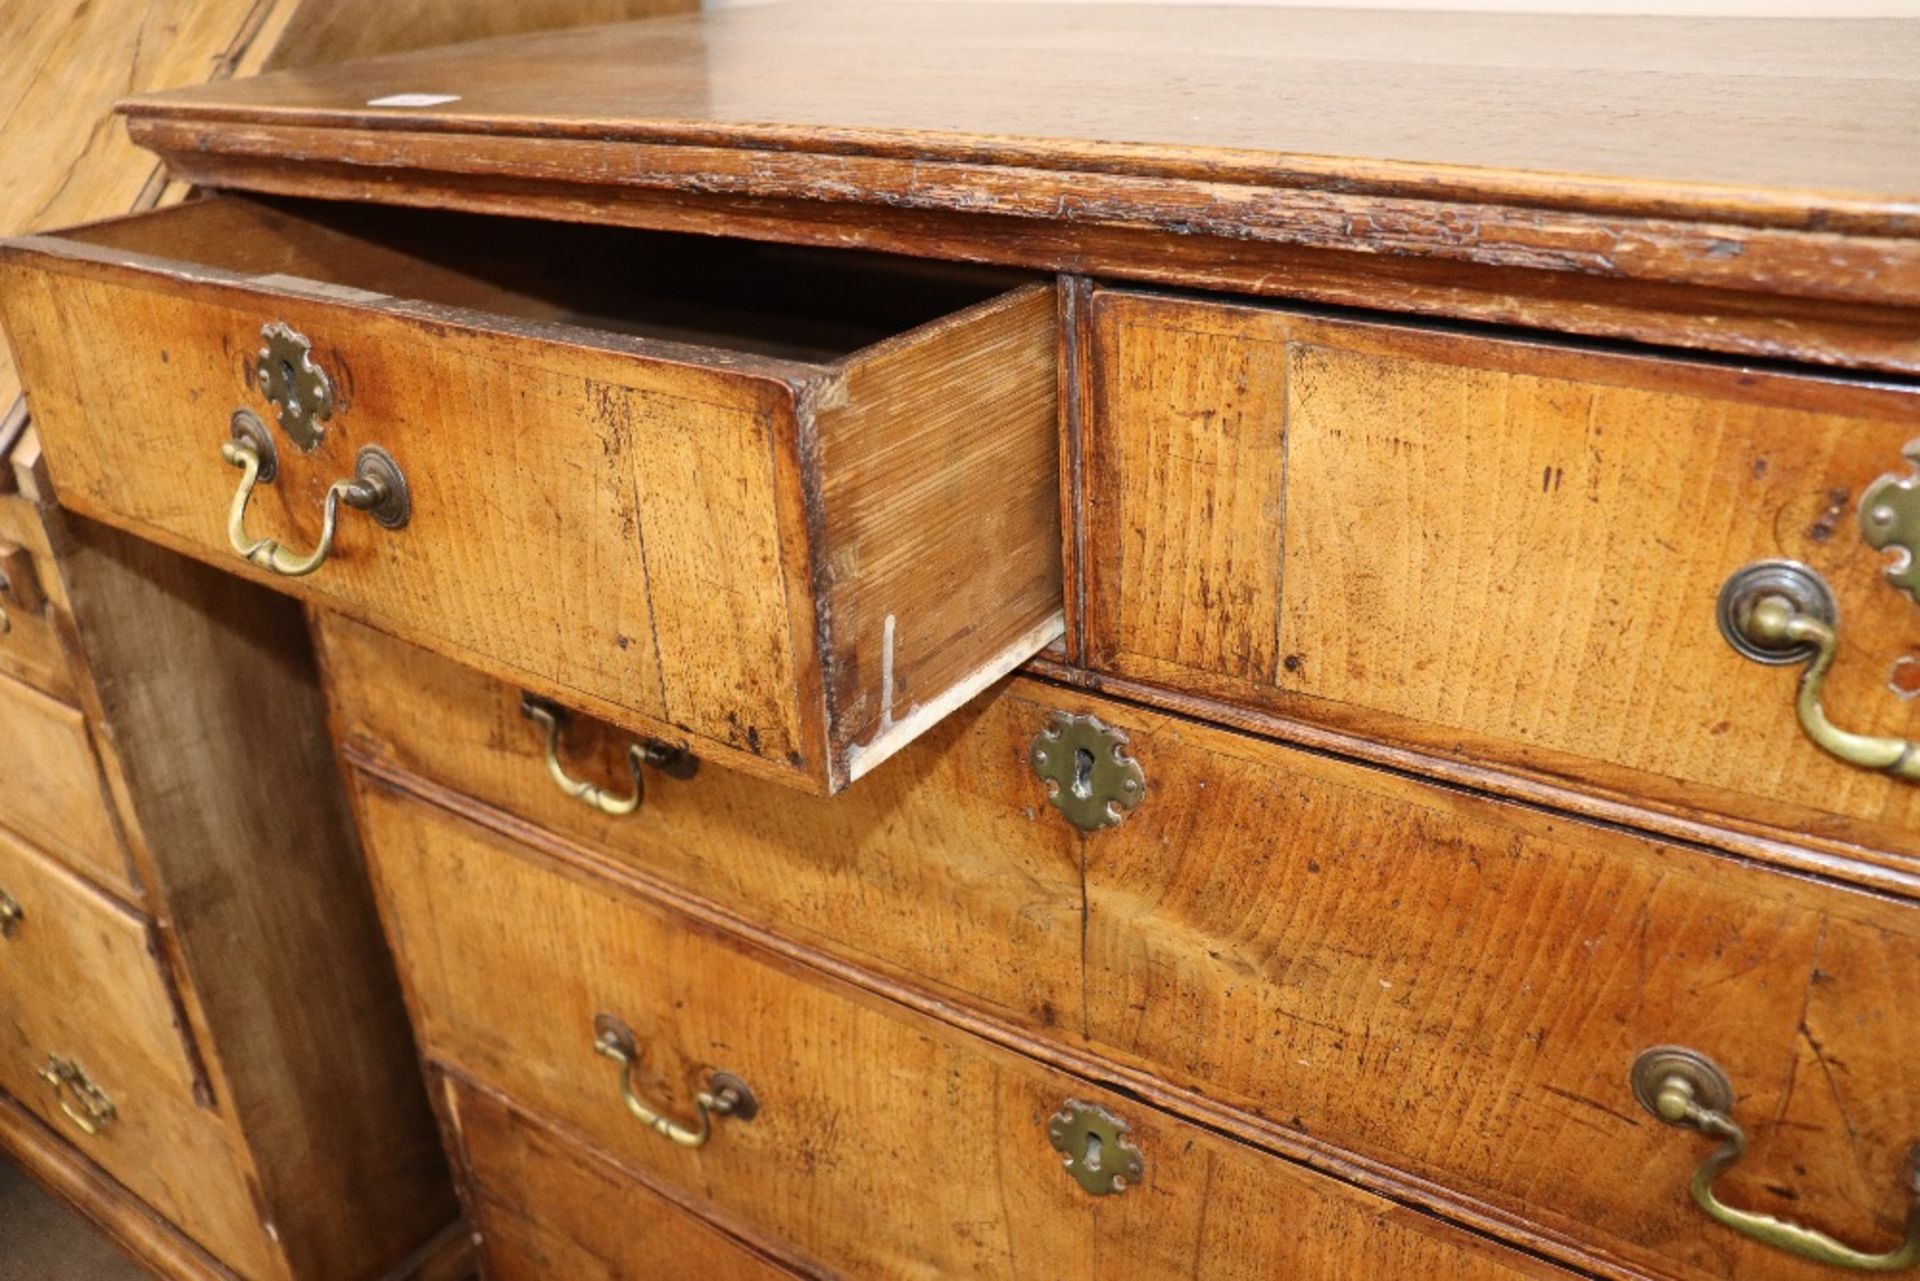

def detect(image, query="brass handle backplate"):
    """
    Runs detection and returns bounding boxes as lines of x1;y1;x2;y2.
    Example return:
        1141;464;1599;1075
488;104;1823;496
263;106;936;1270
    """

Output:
39;1056;116;1136
1632;1046;1920;1271
0;888;21;938
1862;440;1920;605
1718;561;1919;780
521;694;686;817
222;408;409;578
592;1014;755;1148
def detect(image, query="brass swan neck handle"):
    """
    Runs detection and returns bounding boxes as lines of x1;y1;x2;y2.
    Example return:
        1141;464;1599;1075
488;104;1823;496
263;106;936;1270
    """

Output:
1633;1047;1920;1272
591;1014;756;1149
1718;561;1919;781
222;409;409;578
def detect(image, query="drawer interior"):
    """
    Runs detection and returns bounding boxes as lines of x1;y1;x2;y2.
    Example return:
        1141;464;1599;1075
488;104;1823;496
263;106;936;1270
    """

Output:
59;195;1029;362
2;195;1062;793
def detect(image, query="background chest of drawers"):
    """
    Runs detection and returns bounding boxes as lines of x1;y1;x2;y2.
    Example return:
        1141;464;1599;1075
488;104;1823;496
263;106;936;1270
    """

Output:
4;5;1919;1280
0;1;694;1277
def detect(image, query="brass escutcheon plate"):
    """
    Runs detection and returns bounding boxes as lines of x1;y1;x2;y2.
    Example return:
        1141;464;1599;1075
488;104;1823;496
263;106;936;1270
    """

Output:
257;322;333;451
1029;711;1145;832
1047;1099;1143;1197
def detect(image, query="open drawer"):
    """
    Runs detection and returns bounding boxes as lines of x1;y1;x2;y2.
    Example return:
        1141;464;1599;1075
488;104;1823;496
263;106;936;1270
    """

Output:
0;196;1061;793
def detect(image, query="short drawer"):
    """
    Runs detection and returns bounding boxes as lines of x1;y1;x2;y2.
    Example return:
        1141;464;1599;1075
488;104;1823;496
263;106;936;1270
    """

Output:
445;1081;804;1281
1069;688;1920;1280
356;786;1570;1281
0;490;76;703
0;196;1063;794
1081;287;1920;861
0;825;271;1278
0;671;131;896
318;610;1086;1038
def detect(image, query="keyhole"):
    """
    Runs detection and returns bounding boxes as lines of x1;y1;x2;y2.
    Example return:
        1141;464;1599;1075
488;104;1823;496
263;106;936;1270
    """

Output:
1081;1130;1103;1173
1070;747;1095;800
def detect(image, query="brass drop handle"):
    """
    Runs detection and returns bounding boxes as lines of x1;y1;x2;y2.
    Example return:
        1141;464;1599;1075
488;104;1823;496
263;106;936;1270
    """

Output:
1718;562;1919;780
39;1056;117;1136
1633;1047;1920;1271
521;694;685;817
221;409;409;578
592;1014;756;1148
0;888;21;938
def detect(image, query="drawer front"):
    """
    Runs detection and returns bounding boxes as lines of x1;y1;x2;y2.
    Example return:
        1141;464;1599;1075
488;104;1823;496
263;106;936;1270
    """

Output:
318;611;1085;1038
446;1081;804;1281
357;787;1570;1281
0;671;131;895
330;614;1920;1277
0;198;1061;794
1082;287;1920;859
0;826;272;1278
0;492;76;702
1068;688;1920;1280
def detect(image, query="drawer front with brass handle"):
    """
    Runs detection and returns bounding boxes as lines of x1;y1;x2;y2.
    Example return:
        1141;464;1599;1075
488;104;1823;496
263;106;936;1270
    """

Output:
1081;287;1920;864
444;1081;806;1281
1071;684;1920;1280
0;825;274;1279
353;784;1572;1280
318;610;1087;1039
328;609;1920;1277
0;195;1062;795
0;670;131;896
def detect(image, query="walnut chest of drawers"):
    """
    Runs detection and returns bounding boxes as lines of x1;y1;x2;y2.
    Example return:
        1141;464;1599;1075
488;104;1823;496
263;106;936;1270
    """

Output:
4;5;1919;1279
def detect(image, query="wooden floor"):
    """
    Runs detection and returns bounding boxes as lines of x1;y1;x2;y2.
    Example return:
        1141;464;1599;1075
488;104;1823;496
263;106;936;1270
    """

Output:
0;1156;146;1280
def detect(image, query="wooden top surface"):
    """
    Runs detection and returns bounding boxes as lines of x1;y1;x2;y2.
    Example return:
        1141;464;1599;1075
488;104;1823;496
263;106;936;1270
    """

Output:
121;3;1920;232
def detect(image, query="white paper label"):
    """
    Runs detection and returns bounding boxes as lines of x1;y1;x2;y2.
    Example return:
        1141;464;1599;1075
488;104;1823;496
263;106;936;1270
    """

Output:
365;93;462;108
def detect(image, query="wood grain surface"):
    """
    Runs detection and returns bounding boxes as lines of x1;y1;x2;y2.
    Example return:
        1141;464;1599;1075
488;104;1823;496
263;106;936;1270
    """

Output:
120;5;1920;221
446;1083;805;1281
325;622;1920;1280
112;4;1920;370
318;611;1085;1038
0;825;272;1279
1082;287;1920;875
0;491;78;702
0;196;1059;793
0;1093;240;1281
0;0;296;415
355;783;1575;1281
0;672;130;897
1075;686;1920;1281
51;515;459;1281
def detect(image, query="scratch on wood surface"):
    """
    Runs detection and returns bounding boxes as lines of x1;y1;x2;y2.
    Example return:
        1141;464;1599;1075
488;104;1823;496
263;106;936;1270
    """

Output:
878;611;896;733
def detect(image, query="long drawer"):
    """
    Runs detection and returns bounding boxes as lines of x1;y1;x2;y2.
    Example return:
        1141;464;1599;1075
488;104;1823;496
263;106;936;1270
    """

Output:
1075;690;1920;1280
354;784;1572;1281
0;825;270;1278
446;1080;806;1281
318;610;1085;1038
1079;286;1920;863
0;670;132;896
331;619;1920;1280
0;195;1062;794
